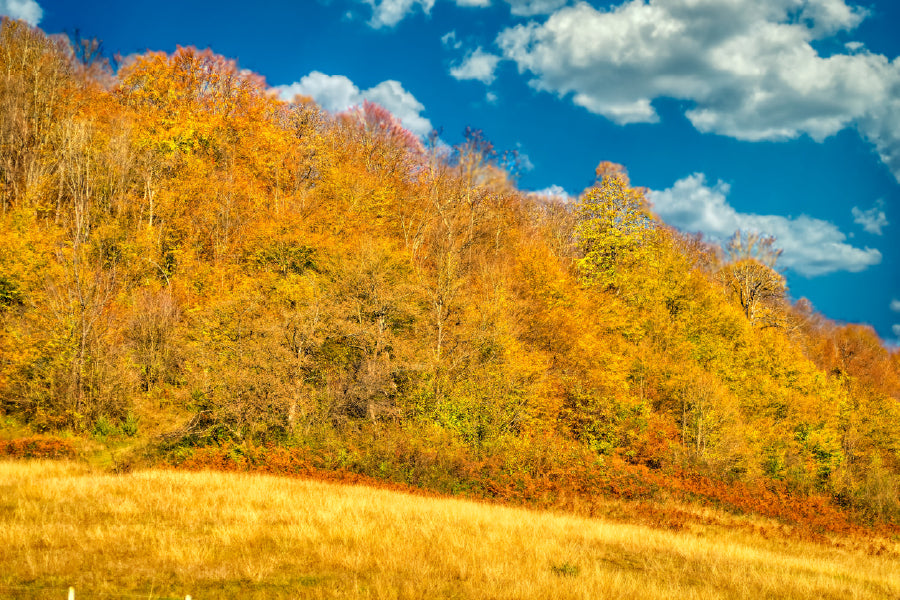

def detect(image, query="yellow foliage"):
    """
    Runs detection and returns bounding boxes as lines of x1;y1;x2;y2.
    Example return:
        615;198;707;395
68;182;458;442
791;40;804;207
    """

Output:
0;22;898;523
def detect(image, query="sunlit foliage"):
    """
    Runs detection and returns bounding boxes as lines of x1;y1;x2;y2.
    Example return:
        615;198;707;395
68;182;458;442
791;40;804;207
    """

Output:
1;18;898;526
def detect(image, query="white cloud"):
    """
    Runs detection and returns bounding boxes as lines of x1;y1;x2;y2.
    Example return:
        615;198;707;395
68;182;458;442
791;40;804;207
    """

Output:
851;200;888;235
890;299;900;312
799;0;868;36
505;0;568;16
486;91;499;103
495;0;900;182
360;0;435;28
531;184;570;200
275;72;360;112
0;0;42;25
450;47;502;84
363;80;433;138
359;0;489;27
893;324;900;338
516;148;534;172
274;72;433;138
649;173;882;277
441;30;462;49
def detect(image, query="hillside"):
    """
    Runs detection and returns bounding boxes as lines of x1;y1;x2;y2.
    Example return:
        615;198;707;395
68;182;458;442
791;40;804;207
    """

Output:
2;461;898;599
1;18;899;529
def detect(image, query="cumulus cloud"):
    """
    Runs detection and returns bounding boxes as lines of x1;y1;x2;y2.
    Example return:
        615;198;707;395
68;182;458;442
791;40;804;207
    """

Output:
359;0;489;28
274;72;433;138
505;0;569;16
516;148;535;172
798;0;868;36
450;47;502;84
530;184;571;200
441;31;462;49
0;0;42;25
495;0;900;182
359;0;434;28
363;80;433;137
851;200;889;235
891;299;900;312
894;324;900;337
362;0;569;25
649;173;882;277
275;72;360;112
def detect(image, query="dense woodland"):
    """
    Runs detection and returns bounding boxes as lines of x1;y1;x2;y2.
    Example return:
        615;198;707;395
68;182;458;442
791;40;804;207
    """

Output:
1;19;899;525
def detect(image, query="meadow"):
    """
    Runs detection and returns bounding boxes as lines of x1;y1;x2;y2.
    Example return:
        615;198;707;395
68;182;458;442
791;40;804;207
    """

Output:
1;460;897;599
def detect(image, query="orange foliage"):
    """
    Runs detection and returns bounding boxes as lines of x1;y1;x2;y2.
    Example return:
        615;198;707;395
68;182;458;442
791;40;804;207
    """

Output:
0;436;76;459
167;440;898;540
1;21;899;536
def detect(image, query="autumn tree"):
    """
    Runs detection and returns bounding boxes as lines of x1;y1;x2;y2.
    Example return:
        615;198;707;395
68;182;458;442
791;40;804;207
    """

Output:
405;129;505;365
713;231;786;328
0;19;76;212
128;286;180;391
575;162;655;291
116;46;279;262
3;18;900;525
324;240;416;424
269;97;324;218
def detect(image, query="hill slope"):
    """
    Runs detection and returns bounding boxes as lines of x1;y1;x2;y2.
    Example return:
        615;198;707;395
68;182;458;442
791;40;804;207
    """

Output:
0;18;899;527
2;460;898;600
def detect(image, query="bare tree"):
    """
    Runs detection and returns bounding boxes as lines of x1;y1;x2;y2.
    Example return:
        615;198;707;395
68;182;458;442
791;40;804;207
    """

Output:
718;231;787;327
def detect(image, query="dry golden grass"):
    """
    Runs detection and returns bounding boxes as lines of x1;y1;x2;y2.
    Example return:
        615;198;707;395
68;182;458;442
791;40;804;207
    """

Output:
1;460;898;599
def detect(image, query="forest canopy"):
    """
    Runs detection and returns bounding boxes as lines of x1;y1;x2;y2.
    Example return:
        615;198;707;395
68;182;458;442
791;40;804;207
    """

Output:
1;18;898;526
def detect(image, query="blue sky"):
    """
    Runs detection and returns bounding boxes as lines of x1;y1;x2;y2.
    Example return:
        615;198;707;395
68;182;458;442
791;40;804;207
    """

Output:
6;0;900;343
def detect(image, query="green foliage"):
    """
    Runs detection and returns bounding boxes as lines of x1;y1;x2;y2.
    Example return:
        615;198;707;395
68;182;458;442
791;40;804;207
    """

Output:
762;446;786;480
121;411;139;437
0;274;23;309
410;369;528;449
563;383;649;457
250;241;317;276
575;163;655;290
550;562;581;578
92;415;116;439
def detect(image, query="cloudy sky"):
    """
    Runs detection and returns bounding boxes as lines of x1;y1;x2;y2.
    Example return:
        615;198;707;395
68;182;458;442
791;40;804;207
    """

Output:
8;0;900;343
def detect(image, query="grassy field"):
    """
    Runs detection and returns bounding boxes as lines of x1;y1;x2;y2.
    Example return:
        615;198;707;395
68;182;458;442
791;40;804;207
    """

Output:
1;460;898;599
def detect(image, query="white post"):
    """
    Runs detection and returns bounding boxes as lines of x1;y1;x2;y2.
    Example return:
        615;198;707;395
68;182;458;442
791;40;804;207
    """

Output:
185;596;191;600
68;588;74;600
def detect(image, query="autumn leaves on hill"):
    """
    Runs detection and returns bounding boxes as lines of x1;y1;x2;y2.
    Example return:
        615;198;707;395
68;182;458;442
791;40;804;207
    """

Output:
0;18;898;526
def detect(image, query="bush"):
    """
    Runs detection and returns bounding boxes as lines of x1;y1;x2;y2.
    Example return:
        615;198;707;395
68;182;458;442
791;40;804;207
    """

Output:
121;411;139;437
92;415;117;439
0;436;76;459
